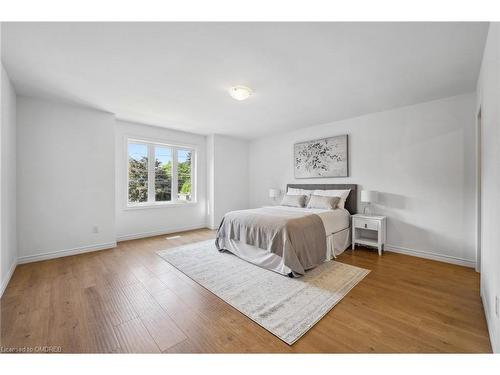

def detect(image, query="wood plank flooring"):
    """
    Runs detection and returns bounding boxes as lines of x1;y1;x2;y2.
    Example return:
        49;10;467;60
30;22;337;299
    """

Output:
0;229;492;353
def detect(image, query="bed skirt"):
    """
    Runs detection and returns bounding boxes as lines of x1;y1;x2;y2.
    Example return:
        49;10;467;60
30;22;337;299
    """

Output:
219;227;351;276
326;227;351;261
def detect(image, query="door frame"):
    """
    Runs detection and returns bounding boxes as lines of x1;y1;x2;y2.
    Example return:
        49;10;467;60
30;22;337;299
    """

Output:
476;106;482;273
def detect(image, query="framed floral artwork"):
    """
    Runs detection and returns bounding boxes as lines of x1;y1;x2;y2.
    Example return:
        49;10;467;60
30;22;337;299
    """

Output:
294;135;348;178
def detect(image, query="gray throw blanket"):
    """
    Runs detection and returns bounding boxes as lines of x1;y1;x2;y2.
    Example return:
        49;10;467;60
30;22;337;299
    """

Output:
215;207;326;275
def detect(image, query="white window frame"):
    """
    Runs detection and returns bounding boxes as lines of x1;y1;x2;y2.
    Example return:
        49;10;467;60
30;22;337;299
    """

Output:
126;137;197;209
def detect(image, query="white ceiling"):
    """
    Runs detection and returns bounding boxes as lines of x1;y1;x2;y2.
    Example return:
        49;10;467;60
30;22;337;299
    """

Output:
2;22;488;139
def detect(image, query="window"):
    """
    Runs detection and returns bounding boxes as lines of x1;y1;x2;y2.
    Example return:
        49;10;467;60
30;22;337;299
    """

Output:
127;139;195;207
128;143;149;203
177;149;193;202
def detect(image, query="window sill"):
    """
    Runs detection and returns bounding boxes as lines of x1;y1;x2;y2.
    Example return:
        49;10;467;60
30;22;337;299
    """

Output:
124;201;198;211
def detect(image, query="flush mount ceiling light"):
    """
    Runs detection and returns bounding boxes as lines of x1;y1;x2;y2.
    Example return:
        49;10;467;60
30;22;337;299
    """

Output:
229;85;253;101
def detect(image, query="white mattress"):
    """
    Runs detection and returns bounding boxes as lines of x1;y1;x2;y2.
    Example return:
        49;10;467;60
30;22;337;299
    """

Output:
261;205;351;235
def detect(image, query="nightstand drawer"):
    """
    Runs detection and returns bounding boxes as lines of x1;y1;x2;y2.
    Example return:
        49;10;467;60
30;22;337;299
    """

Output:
354;218;378;230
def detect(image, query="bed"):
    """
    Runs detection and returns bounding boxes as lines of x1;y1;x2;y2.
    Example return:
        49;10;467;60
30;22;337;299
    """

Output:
215;184;357;276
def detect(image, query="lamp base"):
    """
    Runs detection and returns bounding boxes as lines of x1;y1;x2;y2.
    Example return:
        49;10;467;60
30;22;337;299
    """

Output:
363;203;374;215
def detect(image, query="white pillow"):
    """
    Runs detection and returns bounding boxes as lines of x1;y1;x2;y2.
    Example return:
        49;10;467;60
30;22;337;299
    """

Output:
313;189;351;209
287;188;313;196
307;195;341;210
287;188;314;205
280;194;307;208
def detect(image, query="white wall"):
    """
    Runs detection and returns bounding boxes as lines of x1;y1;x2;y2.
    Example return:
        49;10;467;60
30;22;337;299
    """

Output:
206;134;249;229
476;23;500;353
1;63;17;296
249;94;477;267
206;134;215;229
1;21;3;295
16;97;116;263
115;120;207;240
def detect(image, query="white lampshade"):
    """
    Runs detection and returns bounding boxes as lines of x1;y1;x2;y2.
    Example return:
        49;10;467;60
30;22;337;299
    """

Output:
361;190;378;203
269;188;280;198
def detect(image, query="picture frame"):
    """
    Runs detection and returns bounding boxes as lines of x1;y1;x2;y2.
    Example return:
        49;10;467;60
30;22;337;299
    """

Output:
294;134;348;178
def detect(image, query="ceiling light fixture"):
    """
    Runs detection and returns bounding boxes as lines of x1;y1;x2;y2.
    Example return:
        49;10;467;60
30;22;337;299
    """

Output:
229;85;253;101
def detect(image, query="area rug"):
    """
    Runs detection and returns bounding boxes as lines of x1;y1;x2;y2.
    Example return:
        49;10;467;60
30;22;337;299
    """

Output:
157;240;369;345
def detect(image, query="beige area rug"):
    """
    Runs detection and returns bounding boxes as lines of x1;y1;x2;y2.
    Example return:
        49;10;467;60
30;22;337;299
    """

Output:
157;240;369;345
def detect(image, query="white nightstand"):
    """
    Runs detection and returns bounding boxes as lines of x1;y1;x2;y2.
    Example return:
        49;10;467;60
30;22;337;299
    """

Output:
352;214;387;255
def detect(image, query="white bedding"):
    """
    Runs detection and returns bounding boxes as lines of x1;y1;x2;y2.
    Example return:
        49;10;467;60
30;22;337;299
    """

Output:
220;205;352;276
262;205;350;235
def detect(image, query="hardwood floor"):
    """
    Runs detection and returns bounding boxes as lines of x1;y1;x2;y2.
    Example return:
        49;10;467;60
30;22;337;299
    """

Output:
0;229;492;353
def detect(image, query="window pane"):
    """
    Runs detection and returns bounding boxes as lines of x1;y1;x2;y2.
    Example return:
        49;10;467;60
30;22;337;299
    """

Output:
177;149;192;201
128;143;148;203
155;146;172;201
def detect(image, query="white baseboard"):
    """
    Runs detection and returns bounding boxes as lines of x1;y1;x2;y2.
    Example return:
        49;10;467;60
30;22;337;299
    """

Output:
385;244;476;268
1;260;17;298
17;241;117;264
481;284;498;353
117;223;208;242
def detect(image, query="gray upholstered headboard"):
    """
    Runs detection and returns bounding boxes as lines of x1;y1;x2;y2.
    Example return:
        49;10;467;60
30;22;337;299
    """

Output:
286;184;358;214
